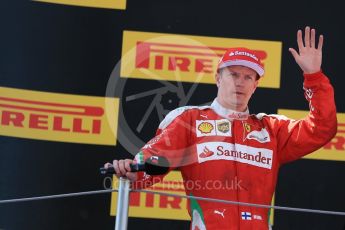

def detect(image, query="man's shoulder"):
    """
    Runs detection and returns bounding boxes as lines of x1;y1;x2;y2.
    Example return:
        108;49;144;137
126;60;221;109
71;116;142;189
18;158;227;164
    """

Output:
252;113;292;121
158;105;211;129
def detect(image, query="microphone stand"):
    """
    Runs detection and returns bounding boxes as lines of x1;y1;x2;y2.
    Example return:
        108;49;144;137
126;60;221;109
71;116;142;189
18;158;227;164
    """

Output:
115;177;130;230
100;156;169;230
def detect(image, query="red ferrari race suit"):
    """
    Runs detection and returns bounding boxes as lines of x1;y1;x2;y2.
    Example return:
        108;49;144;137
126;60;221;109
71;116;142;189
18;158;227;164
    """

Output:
131;71;337;230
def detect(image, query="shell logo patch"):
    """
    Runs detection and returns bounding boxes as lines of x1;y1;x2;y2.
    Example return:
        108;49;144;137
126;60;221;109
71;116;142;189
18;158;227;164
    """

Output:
198;122;214;134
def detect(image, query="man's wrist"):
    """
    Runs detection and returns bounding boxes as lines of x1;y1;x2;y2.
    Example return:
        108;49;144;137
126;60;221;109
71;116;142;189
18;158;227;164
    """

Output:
303;69;322;75
303;69;323;78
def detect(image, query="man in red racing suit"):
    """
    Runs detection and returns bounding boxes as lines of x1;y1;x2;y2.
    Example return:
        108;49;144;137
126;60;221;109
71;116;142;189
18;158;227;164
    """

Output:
105;27;337;230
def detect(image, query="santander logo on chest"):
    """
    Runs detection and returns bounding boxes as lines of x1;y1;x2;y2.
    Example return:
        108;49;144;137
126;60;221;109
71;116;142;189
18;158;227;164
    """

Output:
196;142;273;169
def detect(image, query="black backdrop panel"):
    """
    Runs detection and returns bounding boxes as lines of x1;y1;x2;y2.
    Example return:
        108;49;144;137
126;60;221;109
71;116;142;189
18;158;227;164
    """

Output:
1;0;344;229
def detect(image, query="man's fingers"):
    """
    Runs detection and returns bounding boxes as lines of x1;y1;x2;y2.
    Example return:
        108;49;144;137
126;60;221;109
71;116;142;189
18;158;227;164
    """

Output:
297;29;304;51
104;162;112;168
317;35;324;51
304;26;310;47
289;48;299;60
124;159;133;172
113;160;121;176
310;28;316;48
109;159;135;177
118;160;127;175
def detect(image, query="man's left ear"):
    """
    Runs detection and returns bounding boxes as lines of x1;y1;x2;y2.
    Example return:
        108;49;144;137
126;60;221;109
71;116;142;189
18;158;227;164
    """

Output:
215;73;221;87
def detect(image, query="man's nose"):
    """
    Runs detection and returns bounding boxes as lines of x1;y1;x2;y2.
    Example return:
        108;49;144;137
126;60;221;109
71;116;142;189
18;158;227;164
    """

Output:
234;76;245;86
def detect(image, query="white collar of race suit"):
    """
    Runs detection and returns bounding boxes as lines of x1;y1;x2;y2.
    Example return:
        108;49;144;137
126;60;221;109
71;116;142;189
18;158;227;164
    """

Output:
210;99;249;120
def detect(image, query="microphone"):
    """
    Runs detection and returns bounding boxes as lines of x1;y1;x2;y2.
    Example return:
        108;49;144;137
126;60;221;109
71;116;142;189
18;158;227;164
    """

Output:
100;156;169;176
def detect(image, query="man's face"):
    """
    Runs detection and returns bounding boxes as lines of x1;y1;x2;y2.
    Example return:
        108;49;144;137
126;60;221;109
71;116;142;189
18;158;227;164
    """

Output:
216;65;259;112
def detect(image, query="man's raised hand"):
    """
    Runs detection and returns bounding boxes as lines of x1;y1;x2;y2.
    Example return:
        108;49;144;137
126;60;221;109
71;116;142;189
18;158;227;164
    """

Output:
289;26;323;74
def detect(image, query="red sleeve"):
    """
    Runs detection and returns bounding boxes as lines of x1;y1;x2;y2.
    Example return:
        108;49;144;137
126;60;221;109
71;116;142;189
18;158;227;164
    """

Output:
276;71;337;164
131;108;193;189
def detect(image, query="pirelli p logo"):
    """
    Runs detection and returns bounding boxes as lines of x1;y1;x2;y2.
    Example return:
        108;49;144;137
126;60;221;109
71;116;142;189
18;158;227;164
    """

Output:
278;109;345;161
0;87;119;145
121;31;282;88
